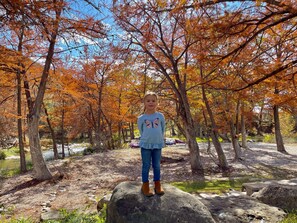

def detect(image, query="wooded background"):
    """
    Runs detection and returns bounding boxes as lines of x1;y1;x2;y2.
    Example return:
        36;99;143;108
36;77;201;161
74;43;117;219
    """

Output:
0;0;296;179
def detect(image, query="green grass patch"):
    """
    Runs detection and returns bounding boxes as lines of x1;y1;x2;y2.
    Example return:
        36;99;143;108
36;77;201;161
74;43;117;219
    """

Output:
2;147;21;157
171;178;253;194
0;168;21;178
0;205;107;223
195;137;209;143
195;137;224;143
43;208;106;223
0;217;34;223
0;162;33;178
280;210;297;223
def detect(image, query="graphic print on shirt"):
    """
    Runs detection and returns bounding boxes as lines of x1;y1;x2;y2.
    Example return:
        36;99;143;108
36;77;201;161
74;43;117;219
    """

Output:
145;119;151;128
144;118;159;128
153;118;159;128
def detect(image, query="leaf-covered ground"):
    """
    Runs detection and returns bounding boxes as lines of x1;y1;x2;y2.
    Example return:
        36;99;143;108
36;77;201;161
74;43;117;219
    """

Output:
0;142;296;222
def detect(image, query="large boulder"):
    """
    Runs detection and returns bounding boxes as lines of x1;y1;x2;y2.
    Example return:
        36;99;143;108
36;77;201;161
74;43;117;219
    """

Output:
252;183;297;211
201;193;286;223
106;181;216;223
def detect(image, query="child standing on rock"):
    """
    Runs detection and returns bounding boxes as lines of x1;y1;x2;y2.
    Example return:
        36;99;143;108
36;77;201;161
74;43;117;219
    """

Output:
137;91;165;197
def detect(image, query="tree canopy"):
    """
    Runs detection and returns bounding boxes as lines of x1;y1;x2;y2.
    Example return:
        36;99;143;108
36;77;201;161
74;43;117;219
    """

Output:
0;0;296;178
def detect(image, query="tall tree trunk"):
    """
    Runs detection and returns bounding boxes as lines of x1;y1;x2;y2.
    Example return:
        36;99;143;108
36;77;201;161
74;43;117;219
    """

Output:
121;127;126;143
178;86;203;172
241;104;248;149
273;104;287;153
17;67;26;173
61;105;65;159
27;3;62;180
130;122;135;139
94;78;104;150
87;107;94;146
257;104;264;136
230;120;242;160
23;105;27;143
108;121;115;149
24;70;52;179
118;92;122;144
170;120;177;136
118;122;122;144
17;22;26;173
88;127;94;147
235;99;241;135
202;85;228;170
173;112;186;138
184;119;203;172
25;78;52;179
27;114;52;179
44;104;58;159
202;109;211;152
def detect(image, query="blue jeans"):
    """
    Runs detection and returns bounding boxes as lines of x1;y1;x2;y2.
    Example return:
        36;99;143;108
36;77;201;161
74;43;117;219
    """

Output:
141;148;162;183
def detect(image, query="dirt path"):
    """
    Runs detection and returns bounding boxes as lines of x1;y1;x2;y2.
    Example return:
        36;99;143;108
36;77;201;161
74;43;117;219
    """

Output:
0;142;297;222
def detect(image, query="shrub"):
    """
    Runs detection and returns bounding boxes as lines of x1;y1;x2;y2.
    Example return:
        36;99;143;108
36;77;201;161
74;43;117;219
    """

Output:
263;134;275;143
0;151;6;160
83;147;95;155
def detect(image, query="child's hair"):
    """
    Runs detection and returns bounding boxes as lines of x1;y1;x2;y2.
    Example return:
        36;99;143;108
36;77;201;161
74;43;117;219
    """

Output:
143;91;158;101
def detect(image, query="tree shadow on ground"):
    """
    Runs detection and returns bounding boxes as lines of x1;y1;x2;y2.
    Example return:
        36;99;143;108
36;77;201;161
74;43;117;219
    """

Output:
0;178;43;196
251;163;297;179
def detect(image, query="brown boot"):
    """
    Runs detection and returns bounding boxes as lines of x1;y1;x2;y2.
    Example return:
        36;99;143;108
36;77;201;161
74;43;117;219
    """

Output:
141;182;154;197
154;181;165;195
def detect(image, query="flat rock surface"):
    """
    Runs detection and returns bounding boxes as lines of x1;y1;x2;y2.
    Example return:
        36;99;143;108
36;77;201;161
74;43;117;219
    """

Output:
0;142;296;221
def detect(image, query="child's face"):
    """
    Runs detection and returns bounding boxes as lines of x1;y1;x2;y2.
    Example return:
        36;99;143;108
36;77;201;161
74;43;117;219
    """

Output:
144;95;158;112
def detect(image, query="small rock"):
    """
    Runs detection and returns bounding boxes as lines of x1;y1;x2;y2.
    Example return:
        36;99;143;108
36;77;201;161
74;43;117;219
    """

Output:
58;188;67;192
50;192;57;196
40;209;62;221
97;194;112;212
0;207;7;213
41;207;51;212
